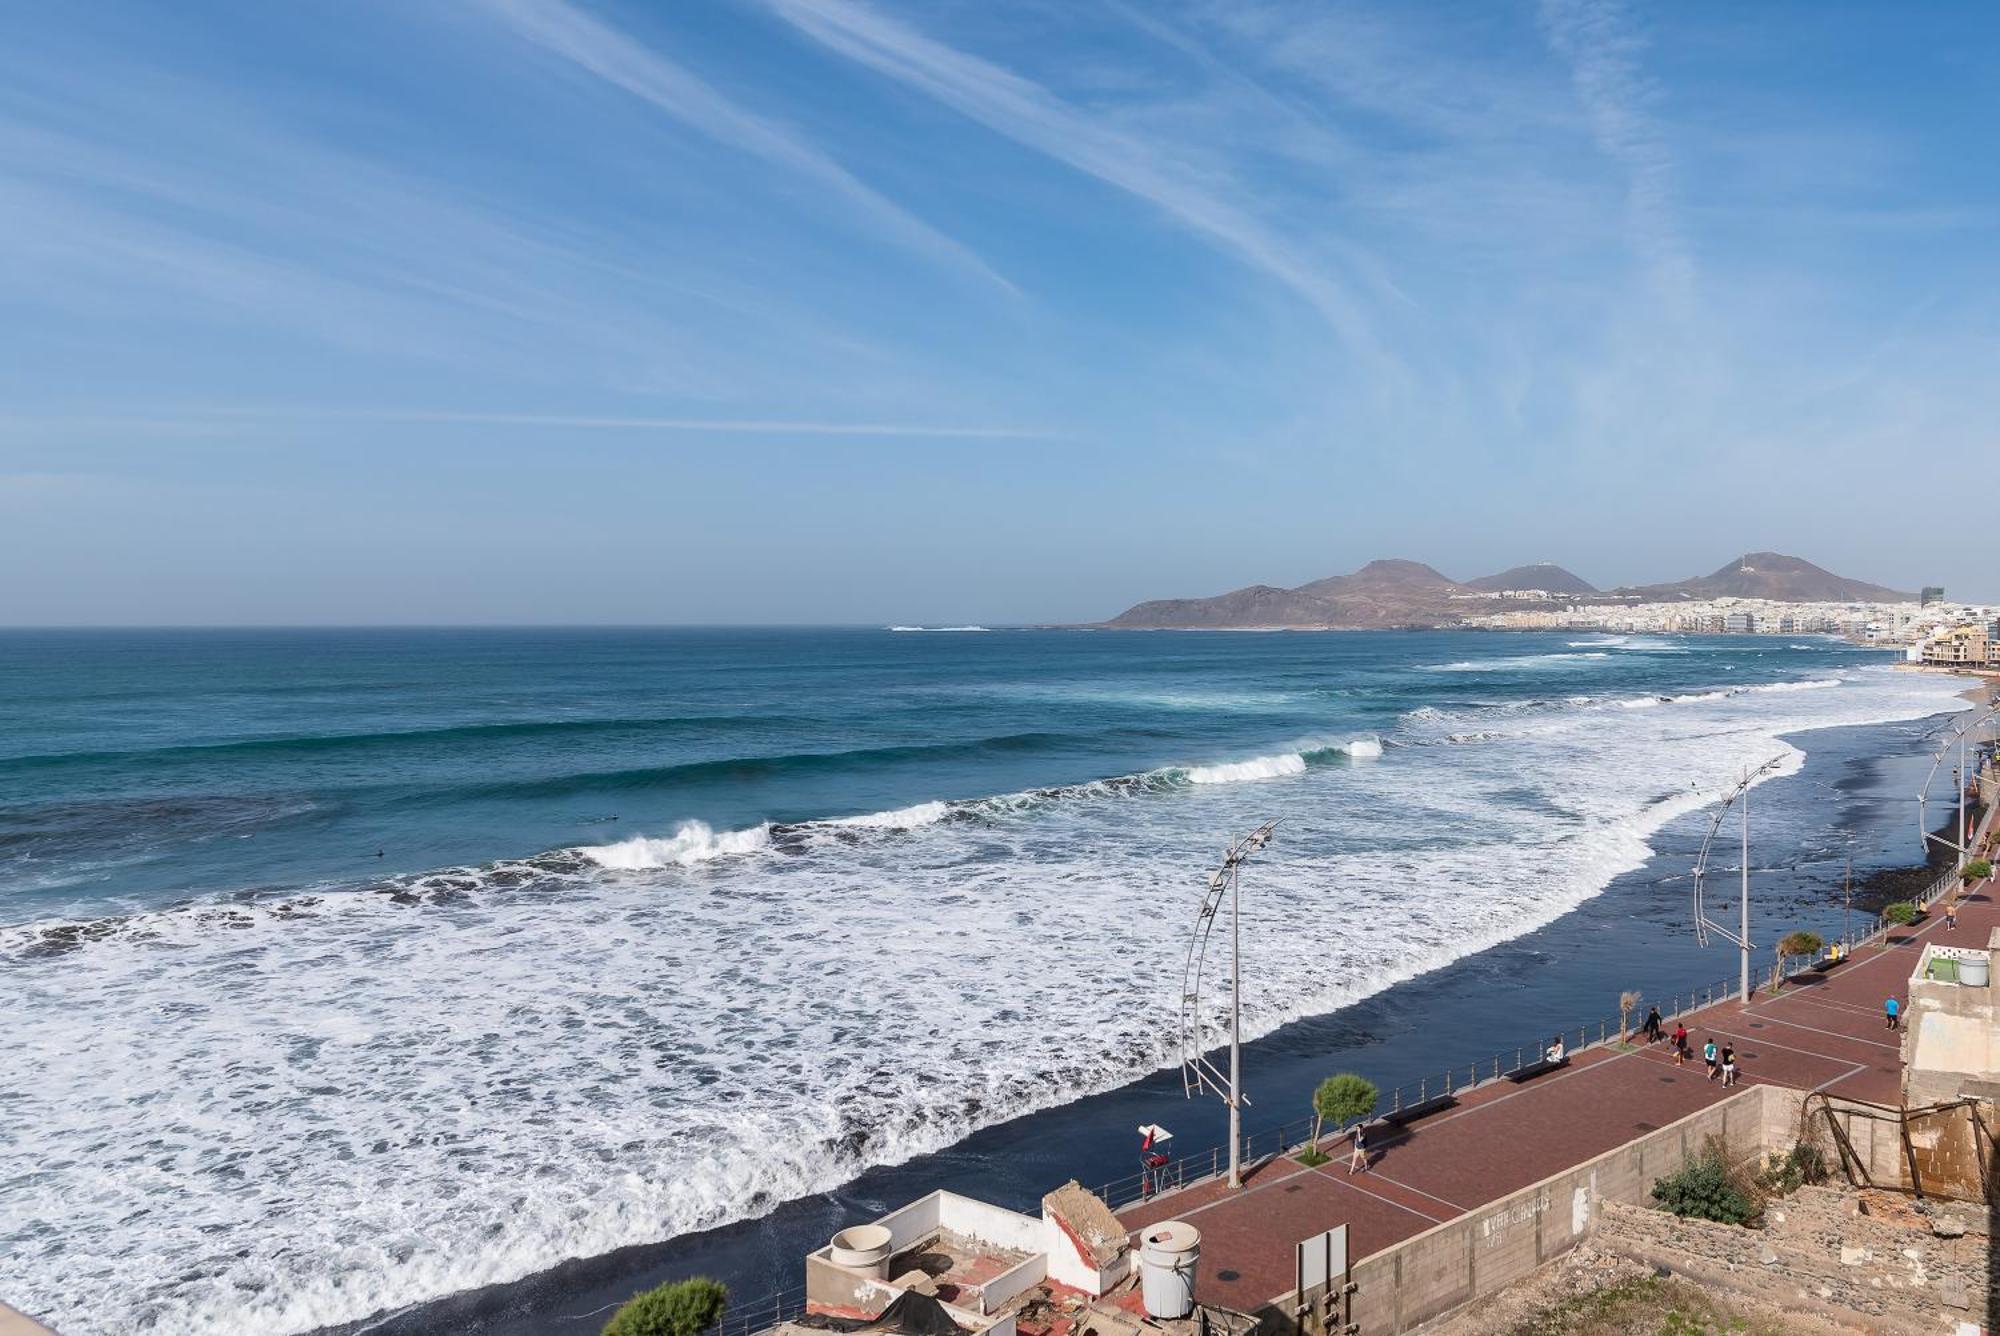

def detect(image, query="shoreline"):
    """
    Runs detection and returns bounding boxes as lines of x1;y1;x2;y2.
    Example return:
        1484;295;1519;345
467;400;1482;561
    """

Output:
333;693;1983;1336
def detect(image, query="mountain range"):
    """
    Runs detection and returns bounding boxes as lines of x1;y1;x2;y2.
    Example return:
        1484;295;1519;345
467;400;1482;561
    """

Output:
1101;552;1915;630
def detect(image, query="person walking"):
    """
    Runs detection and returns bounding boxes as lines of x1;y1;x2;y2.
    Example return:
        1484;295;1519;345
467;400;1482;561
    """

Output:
1886;996;1900;1031
1720;1043;1738;1088
1672;1023;1689;1066
1703;1038;1719;1081
1946;898;1959;931
1643;1006;1664;1044
1348;1123;1368;1175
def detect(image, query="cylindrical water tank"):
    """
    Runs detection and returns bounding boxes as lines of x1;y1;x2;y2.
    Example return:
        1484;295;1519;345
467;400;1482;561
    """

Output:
1138;1220;1201;1319
1962;954;1990;987
829;1225;894;1279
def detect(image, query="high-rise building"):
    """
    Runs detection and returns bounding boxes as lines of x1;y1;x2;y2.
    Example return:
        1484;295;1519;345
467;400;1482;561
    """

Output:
1921;586;1946;606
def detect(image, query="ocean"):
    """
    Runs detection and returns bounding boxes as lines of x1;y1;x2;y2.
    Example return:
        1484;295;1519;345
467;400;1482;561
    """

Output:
0;628;1968;1335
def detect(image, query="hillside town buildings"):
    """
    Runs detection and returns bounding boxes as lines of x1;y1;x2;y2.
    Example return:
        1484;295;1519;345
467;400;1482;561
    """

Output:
1464;594;2000;666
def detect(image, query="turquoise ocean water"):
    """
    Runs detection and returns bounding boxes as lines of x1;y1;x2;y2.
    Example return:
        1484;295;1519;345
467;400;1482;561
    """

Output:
0;628;1964;1334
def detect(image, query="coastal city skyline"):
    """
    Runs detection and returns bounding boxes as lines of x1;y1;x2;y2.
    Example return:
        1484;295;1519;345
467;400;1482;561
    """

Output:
5;1;1998;624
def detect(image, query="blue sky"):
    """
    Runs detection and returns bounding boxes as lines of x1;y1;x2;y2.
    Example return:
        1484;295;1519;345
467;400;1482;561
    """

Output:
3;0;1995;624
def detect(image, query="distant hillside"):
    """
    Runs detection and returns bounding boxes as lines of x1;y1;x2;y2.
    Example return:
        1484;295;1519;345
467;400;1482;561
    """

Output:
1099;550;1913;628
1465;563;1598;595
1611;552;1914;604
1105;559;1476;629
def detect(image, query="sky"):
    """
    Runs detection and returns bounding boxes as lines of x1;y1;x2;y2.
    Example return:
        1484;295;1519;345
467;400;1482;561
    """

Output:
2;0;1996;625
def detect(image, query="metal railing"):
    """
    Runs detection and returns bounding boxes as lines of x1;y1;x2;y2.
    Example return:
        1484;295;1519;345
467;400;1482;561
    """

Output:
1097;844;1997;1212
1092;971;1743;1210
710;1282;807;1336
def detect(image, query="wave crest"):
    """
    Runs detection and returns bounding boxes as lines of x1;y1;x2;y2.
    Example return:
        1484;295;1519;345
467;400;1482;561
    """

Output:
579;822;772;870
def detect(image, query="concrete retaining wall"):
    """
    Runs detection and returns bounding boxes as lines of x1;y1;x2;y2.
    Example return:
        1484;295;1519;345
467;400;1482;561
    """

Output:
1289;1085;1793;1334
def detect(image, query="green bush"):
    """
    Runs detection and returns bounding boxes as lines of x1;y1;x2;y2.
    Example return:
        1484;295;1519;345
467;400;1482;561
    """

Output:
1756;1143;1829;1196
1650;1146;1755;1225
604;1278;728;1336
1883;901;1920;926
1965;859;1993;883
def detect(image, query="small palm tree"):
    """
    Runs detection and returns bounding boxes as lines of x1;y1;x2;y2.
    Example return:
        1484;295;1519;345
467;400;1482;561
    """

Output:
1619;989;1642;1041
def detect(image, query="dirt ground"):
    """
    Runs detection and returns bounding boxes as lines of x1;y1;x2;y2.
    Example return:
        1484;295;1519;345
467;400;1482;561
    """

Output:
1412;1244;1859;1336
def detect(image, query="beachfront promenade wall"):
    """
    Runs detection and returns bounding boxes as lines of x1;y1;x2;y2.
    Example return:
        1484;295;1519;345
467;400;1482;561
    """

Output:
1279;1084;1803;1335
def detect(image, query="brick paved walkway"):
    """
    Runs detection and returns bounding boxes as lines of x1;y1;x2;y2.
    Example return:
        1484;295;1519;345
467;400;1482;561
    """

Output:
1122;863;1997;1314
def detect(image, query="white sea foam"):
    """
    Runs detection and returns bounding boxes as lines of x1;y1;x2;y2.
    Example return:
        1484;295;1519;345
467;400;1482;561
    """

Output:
1346;737;1383;759
580;820;772;869
824;800;951;830
0;665;1967;1336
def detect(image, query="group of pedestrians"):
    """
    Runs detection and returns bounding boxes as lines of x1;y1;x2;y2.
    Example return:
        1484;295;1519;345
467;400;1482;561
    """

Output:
1640;1006;1739;1085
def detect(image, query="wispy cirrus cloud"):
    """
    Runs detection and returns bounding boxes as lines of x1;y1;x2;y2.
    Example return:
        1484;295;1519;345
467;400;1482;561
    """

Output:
475;0;1012;294
762;0;1390;365
1537;0;1693;312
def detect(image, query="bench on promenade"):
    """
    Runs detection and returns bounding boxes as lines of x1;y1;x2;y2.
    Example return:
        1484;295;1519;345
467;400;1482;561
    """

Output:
1809;956;1842;974
1506;1055;1569;1083
1381;1094;1458;1128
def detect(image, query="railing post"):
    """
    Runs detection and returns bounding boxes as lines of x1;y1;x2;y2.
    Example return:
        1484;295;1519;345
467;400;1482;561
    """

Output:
1493;1055;1500;1081
1515;1046;1522;1072
1420;1076;1427;1103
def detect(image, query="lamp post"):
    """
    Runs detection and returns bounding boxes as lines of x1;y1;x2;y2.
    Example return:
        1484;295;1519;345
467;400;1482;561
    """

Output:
1178;821;1278;1189
1695;758;1784;1000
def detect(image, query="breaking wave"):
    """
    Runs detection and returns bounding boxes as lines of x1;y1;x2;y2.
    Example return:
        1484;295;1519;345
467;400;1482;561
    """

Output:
579;821;775;869
1425;651;1611;671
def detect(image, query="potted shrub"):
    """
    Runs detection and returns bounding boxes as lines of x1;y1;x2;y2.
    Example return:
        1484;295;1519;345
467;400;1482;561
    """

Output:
1883;901;1921;927
1964;858;1993;884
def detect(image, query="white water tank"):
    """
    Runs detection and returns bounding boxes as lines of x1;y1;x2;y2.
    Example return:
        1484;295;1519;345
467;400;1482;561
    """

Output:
829;1225;894;1279
1138;1220;1201;1319
1963;954;1991;987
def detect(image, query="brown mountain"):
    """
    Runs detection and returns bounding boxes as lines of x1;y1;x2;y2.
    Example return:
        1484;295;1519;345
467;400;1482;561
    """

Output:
1100;550;1911;628
1464;563;1598;595
1104;559;1478;629
1611;552;1914;604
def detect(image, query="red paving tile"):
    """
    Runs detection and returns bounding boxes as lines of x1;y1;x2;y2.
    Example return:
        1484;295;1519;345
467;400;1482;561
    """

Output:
1119;865;1998;1311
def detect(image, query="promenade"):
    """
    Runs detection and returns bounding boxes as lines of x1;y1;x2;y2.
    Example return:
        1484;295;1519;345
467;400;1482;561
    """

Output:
1121;861;1997;1315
